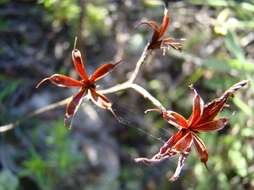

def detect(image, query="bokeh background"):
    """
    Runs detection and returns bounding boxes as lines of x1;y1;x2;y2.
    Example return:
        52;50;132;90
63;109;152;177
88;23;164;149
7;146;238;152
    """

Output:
0;0;254;189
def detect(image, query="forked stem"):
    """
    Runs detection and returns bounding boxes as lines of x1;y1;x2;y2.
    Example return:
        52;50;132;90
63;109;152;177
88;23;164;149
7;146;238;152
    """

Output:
0;40;165;132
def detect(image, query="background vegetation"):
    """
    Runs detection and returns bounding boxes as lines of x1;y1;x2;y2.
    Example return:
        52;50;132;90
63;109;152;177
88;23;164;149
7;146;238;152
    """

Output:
0;0;253;189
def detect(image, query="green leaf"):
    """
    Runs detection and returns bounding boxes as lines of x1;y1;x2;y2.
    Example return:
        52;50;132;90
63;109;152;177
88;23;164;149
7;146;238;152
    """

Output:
203;59;232;73
189;0;254;12
233;97;253;116
0;79;22;101
188;0;228;7
228;149;248;177
203;58;254;74
228;59;254;72
143;0;163;7
225;31;245;62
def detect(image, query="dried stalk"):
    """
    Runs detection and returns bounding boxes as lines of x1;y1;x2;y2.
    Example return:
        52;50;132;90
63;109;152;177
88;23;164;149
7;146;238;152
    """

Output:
0;97;71;133
0;43;166;132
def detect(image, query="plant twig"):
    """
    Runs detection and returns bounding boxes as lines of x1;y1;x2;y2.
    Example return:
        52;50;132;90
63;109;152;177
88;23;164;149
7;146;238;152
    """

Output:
99;43;150;94
130;84;166;110
129;43;150;83
99;82;166;111
0;97;70;133
0;42;166;132
98;43;165;110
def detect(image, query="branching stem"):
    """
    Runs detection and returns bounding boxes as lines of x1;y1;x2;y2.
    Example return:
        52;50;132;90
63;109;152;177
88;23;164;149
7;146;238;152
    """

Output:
0;42;166;132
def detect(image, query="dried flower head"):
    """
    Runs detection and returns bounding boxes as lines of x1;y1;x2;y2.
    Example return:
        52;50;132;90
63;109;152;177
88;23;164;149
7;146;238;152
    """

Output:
139;8;183;53
135;80;249;181
36;40;120;128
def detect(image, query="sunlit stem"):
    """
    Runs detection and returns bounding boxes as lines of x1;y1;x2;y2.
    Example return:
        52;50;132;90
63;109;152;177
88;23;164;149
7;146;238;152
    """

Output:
144;108;162;114
73;36;78;49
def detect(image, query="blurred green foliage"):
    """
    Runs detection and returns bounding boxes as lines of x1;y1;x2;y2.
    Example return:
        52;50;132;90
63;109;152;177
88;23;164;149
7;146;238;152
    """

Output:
0;76;22;103
39;0;80;23
20;120;83;190
85;3;109;34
